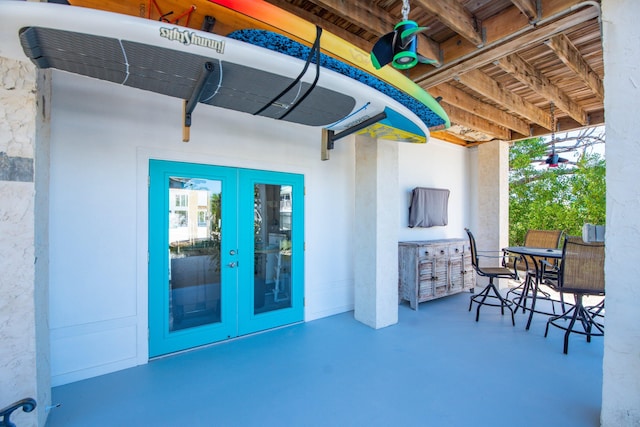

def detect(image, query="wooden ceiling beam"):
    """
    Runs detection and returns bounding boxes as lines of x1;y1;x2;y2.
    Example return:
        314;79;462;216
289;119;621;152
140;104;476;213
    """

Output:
509;0;539;22
276;0;441;66
415;35;441;67
496;53;588;125
413;0;483;47
516;108;605;140
433;5;526;68
458;69;552;129
413;2;599;87
264;0;374;52
545;33;605;100
436;0;590;64
429;83;530;135
441;101;511;140
430;130;471;146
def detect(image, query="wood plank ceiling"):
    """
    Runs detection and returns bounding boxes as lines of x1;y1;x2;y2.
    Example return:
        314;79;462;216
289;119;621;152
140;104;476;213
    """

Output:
265;0;604;146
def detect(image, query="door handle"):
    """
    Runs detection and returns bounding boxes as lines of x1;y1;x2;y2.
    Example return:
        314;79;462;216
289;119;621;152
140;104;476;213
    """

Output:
227;262;237;268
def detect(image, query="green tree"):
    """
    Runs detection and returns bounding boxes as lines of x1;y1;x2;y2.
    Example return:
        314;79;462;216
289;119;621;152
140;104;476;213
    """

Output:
509;134;605;246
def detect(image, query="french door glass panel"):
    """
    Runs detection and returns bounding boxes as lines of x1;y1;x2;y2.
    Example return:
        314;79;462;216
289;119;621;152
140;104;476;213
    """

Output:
237;170;304;336
168;177;223;332
253;184;293;314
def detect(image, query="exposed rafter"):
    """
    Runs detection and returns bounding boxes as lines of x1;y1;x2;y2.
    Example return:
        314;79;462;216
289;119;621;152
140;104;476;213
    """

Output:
545;33;604;100
414;5;600;88
413;0;593;76
264;0;375;52
524;108;604;139
412;0;483;47
458;69;552;130
496;53;588;125
441;101;511;140
509;0;539;22
429;83;530;136
429;130;470;146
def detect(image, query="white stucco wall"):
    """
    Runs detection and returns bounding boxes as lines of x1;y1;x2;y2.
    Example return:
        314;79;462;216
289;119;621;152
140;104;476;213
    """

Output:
0;57;50;427
46;69;471;386
601;0;640;425
397;138;472;242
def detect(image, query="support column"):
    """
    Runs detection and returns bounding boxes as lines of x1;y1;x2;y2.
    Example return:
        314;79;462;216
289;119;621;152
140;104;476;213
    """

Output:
353;135;398;329
601;0;640;425
475;140;509;287
0;58;51;426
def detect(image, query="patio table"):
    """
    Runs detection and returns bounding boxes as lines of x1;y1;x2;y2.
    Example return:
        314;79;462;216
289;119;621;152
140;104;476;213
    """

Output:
503;246;563;330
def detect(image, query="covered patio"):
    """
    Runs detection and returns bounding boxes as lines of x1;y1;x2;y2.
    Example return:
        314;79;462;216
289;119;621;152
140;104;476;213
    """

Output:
45;291;603;427
1;1;638;426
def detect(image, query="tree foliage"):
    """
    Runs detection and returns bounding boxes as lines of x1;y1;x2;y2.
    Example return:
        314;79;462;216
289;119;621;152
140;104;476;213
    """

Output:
509;131;606;246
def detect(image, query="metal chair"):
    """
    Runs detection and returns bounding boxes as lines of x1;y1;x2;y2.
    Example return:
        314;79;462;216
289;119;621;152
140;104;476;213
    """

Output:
506;230;564;321
465;228;519;325
544;236;605;354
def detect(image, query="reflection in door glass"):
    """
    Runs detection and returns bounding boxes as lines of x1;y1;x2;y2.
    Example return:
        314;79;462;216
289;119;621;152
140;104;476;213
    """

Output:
168;177;222;332
253;184;293;314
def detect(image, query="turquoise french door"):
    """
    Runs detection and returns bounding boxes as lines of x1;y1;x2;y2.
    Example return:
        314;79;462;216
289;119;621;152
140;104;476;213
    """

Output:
149;160;304;357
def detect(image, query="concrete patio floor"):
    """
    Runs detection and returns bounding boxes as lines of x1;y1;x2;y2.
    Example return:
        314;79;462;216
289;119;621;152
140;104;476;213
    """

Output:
45;289;603;427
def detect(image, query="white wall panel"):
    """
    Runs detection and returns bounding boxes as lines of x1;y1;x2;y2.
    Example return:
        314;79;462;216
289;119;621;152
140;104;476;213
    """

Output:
50;320;137;386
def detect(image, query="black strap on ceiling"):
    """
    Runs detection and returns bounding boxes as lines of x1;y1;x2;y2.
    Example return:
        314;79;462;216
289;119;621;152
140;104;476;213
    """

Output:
253;26;323;119
279;27;322;120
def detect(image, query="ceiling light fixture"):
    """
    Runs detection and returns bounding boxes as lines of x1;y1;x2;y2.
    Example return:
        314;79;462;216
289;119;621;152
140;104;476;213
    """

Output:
545;102;569;167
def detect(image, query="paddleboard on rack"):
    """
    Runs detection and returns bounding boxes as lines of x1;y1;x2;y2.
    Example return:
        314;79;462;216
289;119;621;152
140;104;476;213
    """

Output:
0;1;436;144
66;0;450;132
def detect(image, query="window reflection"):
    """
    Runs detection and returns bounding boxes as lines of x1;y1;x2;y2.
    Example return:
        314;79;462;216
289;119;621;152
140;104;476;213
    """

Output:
168;177;222;331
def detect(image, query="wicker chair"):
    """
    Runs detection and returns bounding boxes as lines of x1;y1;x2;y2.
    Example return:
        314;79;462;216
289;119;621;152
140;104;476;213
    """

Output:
544;236;605;354
507;230;563;272
465;228;519;325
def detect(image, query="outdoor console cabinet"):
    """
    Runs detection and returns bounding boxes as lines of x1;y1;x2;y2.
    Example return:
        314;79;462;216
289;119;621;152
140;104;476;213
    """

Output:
398;239;475;309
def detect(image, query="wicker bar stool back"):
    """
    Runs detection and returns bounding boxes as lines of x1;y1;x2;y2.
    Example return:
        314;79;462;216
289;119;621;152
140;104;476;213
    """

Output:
544;236;605;354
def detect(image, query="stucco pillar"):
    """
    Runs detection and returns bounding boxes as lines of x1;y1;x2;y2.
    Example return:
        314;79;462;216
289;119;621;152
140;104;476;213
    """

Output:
353;135;399;329
601;0;640;425
474;140;510;288
0;58;51;426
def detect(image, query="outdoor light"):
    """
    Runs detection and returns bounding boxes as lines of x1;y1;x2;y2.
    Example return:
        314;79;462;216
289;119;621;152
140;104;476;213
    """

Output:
370;1;437;70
